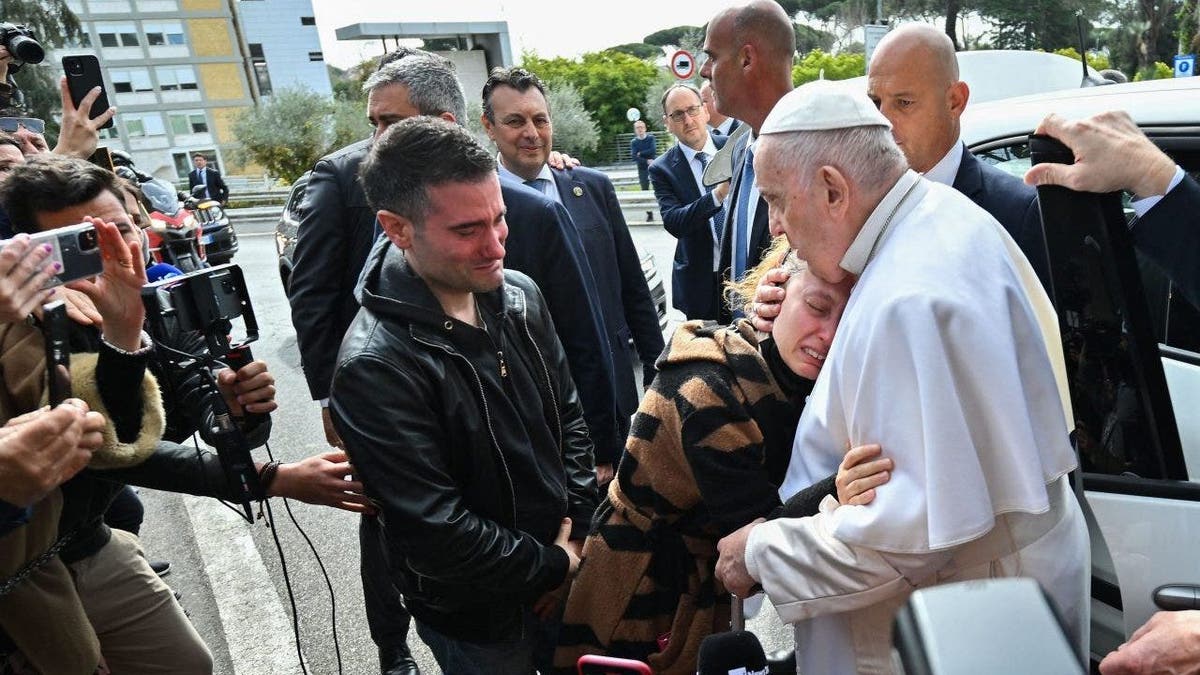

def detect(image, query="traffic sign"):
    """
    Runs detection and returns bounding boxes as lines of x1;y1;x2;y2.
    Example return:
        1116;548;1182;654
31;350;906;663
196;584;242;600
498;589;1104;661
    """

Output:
626;107;641;122
670;50;695;79
1174;54;1195;78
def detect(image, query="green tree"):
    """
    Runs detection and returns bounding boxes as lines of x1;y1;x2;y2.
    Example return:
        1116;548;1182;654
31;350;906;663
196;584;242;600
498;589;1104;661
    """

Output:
606;42;661;59
1052;46;1112;70
522;50;658;160
1098;0;1182;74
792;49;866;85
644;25;703;46
794;23;837;52
231;86;363;182
0;0;83;141
1180;0;1200;52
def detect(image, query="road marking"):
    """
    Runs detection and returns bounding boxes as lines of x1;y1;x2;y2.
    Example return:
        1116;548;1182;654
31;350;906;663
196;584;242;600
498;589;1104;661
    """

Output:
183;494;307;675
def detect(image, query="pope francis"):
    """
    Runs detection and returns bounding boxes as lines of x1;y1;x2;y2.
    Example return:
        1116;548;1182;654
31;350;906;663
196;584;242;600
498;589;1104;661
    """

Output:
714;81;1090;674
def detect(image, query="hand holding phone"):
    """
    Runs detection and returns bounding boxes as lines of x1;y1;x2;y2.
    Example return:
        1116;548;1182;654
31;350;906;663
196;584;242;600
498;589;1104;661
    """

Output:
61;55;114;129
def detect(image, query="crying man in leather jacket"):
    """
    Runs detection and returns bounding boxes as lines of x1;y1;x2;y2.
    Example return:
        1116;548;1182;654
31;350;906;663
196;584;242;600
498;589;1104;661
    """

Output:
330;117;599;675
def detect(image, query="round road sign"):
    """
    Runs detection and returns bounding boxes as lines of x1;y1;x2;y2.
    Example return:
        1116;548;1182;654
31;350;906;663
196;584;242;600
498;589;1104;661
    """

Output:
626;107;641;122
670;50;695;79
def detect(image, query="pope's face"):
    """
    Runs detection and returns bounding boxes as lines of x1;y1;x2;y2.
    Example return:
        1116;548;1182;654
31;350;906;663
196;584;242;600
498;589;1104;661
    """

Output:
773;267;852;380
755;137;851;285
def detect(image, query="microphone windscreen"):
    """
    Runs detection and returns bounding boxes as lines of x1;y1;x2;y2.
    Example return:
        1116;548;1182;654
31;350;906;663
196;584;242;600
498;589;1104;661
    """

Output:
146;262;183;282
696;630;768;675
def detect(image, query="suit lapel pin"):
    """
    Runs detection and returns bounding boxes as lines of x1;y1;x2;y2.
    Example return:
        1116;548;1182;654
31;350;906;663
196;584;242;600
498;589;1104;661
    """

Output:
572;186;583;197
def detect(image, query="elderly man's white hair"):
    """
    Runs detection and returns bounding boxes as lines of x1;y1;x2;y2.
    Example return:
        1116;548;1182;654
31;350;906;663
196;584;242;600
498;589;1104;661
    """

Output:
760;125;907;193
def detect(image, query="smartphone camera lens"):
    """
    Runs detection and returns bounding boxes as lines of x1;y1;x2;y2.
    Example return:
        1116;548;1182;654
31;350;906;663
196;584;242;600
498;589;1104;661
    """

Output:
67;60;84;75
77;228;98;251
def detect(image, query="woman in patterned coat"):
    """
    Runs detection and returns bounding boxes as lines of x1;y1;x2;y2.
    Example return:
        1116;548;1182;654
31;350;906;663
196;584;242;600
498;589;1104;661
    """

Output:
554;239;887;673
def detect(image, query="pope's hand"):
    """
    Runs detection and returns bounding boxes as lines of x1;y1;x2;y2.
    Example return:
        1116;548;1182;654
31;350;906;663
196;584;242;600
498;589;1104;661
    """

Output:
1099;610;1200;675
716;518;764;598
749;268;790;333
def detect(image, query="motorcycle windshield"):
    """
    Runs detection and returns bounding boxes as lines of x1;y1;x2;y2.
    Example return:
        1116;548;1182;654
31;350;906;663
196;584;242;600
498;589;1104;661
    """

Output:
141;180;181;216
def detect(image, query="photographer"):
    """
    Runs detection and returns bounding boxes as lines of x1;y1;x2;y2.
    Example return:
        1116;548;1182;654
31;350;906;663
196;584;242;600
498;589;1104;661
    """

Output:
0;155;372;673
0;156;162;675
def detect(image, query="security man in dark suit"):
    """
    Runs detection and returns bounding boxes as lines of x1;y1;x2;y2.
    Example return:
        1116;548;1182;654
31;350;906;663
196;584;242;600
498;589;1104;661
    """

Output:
649;83;729;320
289;51;617;675
702;81;740;139
187;154;227;204
868;24;1051;287
482;67;664;485
699;0;796;321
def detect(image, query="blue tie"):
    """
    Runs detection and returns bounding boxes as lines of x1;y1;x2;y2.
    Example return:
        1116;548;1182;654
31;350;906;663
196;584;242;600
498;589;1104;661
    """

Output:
733;146;754;280
695;152;726;249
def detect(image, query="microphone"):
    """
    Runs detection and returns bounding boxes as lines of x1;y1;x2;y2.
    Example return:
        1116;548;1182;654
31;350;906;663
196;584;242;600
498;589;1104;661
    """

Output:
696;630;768;675
146;262;183;282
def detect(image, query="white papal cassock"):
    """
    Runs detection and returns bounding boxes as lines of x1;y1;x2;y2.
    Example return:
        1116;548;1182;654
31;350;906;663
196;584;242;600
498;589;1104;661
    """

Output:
746;170;1090;674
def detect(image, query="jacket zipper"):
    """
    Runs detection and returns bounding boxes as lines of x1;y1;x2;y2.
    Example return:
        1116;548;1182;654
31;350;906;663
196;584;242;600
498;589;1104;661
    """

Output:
520;306;562;450
411;334;519;531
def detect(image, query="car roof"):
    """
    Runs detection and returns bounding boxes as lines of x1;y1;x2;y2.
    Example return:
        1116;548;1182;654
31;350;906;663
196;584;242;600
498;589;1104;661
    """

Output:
961;77;1200;148
827;49;1101;104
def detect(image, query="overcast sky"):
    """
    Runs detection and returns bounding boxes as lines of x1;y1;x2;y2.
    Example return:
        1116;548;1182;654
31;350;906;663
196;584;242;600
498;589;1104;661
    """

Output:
310;0;740;69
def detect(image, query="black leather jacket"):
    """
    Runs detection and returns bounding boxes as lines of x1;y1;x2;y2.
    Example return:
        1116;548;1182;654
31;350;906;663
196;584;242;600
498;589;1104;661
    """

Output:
331;247;599;642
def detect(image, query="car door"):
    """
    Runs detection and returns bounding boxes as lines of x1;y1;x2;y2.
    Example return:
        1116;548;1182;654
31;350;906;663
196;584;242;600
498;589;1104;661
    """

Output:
973;133;1200;664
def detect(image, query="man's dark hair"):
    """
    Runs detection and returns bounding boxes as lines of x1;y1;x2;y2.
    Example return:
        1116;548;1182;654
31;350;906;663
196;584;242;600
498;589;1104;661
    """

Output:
192;153;207;161
660;83;702;114
359;116;495;225
0;132;21;153
481;67;548;123
0;154;124;234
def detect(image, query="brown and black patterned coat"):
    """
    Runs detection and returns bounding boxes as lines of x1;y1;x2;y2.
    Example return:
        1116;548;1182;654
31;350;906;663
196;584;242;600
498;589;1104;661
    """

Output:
555;320;835;673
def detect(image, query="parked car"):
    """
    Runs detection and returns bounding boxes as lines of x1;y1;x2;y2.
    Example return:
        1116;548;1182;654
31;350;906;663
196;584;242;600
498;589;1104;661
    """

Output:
960;75;1200;667
275;172;670;331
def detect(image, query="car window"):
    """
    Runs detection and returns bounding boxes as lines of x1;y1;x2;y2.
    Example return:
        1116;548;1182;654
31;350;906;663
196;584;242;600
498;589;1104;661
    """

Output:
978;138;1192;482
286;182;307;219
978;141;1200;353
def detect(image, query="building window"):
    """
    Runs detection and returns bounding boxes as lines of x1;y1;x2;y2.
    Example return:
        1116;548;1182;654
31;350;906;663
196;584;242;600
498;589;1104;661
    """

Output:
300;16;316;25
111;68;153;93
168;111;209;134
144;22;185;46
96;22;141;47
156;66;198;91
99;126;119;140
308;51;323;61
65;32;92;48
248;43;273;95
125;113;166;137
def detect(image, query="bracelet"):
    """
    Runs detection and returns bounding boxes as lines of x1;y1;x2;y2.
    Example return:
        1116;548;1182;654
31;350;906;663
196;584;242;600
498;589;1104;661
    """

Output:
100;330;153;357
258;460;282;495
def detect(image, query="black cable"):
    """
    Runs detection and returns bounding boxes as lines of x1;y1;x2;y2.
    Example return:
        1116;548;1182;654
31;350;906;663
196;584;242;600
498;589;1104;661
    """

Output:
263;496;309;675
264;440;345;675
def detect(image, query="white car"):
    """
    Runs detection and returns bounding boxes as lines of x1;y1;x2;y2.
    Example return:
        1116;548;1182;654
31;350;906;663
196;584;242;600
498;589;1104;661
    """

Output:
960;76;1200;666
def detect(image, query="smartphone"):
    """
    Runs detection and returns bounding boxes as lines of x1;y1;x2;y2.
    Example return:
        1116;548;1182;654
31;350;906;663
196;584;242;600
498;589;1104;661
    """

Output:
576;655;653;675
41;300;71;406
88;146;114;172
0;223;104;288
61;54;114;129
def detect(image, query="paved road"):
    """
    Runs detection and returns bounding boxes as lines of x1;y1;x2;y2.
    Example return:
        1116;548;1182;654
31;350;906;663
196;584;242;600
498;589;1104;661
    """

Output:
138;214;790;675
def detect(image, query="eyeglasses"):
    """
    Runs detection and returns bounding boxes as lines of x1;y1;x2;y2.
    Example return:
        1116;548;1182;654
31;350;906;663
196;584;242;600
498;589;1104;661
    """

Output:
666;105;703;123
0;117;45;134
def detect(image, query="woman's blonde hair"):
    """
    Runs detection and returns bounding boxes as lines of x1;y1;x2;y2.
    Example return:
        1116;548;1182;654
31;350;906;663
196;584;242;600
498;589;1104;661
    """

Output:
724;235;807;316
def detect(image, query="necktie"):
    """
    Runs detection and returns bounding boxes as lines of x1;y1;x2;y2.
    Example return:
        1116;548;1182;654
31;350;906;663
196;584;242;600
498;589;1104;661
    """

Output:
695;152;726;247
524;177;545;193
733;146;754;281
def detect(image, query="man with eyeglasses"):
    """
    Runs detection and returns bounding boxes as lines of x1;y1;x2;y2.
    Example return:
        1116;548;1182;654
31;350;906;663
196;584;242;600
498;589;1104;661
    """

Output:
649;83;731;320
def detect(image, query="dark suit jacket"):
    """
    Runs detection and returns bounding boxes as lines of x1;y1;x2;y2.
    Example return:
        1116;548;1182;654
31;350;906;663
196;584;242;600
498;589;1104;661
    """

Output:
498;178;625;463
188;166;228;203
952;146;1051;289
1134;174;1200;308
649;138;727;320
550;166;665;422
288;139;376;401
710;118;741;139
717;133;773;322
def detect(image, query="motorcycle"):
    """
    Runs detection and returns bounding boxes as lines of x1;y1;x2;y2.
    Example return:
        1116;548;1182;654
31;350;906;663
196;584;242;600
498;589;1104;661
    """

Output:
114;164;207;272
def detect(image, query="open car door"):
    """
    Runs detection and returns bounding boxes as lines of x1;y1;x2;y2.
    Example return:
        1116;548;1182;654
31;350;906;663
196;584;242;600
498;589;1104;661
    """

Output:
1030;134;1200;666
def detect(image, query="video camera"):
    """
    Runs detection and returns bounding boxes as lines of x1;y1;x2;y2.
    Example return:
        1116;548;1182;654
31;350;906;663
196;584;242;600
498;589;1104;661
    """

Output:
0;23;43;66
141;263;265;518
